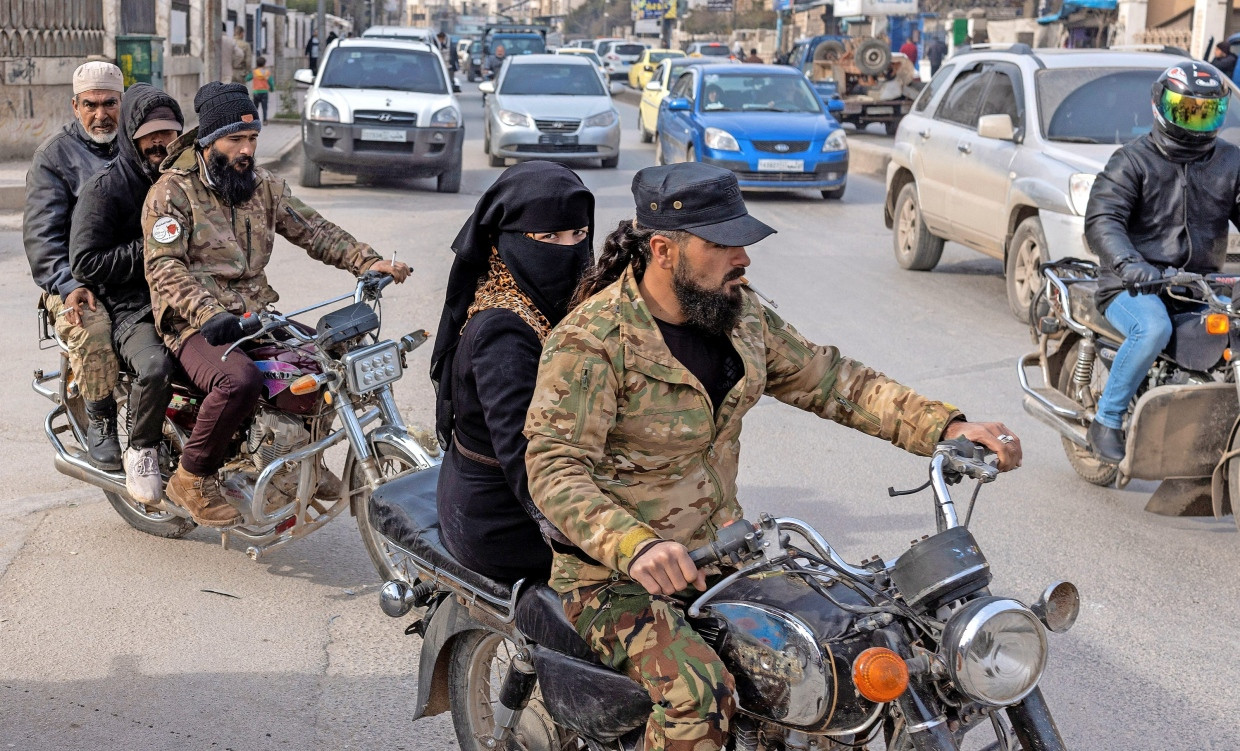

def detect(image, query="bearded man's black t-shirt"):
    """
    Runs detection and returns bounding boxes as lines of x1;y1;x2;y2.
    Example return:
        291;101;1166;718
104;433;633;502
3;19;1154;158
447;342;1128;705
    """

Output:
654;317;743;415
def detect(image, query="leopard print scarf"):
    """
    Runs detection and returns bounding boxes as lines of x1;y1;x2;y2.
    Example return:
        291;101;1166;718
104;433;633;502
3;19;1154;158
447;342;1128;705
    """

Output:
465;249;552;343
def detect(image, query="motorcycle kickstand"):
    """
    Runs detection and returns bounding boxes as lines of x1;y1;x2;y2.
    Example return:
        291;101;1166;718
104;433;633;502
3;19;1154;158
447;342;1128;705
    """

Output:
486;645;537;748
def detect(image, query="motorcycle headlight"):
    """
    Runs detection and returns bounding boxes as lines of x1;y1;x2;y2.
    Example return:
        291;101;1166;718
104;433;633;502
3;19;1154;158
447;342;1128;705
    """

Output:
942;597;1048;707
584;110;617;127
430;106;460;128
498;109;532;128
823;129;848;153
308;99;340;122
1069;172;1096;216
342;340;403;395
704;127;740;151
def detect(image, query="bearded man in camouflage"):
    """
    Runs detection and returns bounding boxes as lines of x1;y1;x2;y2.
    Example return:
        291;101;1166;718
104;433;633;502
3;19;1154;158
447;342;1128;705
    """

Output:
142;82;410;527
525;163;1023;751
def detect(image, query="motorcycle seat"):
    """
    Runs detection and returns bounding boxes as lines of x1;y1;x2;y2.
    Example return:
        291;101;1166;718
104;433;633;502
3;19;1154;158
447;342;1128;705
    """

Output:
1068;280;1123;340
515;583;600;663
367;466;513;603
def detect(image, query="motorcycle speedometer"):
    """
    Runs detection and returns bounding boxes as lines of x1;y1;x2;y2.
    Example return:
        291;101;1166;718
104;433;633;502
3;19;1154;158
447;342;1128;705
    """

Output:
942;597;1047;707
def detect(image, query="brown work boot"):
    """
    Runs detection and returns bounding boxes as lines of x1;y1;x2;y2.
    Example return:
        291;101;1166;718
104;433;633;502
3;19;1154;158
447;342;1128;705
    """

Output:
167;466;241;528
314;462;344;501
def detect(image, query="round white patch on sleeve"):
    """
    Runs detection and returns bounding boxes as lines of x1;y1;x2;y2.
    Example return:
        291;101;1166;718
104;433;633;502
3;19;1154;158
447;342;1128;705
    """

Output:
151;216;183;244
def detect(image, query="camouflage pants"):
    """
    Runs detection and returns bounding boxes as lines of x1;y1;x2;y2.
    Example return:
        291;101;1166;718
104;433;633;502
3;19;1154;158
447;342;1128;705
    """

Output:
562;581;737;751
45;294;119;402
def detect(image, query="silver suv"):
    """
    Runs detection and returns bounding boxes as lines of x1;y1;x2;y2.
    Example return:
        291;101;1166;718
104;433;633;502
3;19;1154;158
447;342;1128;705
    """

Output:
883;45;1240;321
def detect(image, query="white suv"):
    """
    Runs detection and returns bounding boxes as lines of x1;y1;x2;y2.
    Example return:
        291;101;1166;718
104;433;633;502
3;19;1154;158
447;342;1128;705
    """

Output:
295;39;463;192
884;45;1240;321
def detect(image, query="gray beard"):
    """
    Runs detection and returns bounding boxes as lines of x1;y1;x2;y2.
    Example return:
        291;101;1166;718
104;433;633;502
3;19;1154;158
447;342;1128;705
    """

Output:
86;129;118;145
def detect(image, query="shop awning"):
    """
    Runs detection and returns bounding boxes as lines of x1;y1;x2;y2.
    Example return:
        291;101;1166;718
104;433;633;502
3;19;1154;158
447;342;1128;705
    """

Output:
1037;0;1117;25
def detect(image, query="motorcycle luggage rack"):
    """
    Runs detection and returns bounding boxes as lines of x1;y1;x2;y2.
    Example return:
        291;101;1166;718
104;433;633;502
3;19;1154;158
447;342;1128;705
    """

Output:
383;538;523;623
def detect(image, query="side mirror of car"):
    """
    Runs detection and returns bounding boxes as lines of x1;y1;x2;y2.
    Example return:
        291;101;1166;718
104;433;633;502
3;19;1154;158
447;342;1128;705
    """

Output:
478;81;496;94
610;82;625;96
644;64;653;71
666;97;691;111
977;113;1016;141
293;68;315;85
826;98;845;113
645;80;662;91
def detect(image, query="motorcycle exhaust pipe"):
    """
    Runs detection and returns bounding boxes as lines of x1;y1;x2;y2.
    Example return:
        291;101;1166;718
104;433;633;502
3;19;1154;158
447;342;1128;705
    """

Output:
53;450;129;497
1020;396;1090;448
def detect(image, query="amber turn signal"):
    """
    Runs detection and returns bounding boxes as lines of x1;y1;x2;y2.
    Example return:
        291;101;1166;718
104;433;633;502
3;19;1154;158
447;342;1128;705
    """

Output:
289;375;320;396
1226;348;1233;362
1206;314;1230;335
852;647;909;703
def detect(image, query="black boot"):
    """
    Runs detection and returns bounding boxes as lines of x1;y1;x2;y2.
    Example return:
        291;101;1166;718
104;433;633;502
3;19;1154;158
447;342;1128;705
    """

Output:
1087;420;1125;464
84;397;122;470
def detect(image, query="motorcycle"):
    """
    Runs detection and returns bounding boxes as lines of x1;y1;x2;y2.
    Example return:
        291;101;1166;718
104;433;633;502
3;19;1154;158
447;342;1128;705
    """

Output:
1018;259;1240;521
371;437;1077;751
32;271;440;580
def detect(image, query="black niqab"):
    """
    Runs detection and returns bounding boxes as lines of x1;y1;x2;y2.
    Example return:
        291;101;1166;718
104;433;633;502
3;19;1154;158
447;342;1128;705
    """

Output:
429;161;595;447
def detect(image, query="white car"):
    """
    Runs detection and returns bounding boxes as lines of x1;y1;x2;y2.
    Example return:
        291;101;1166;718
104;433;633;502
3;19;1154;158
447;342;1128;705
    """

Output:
597;40;647;81
884;44;1240;320
295;38;464;192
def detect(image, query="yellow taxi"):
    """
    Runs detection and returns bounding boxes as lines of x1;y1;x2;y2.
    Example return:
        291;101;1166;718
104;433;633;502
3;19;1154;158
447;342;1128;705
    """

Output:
637;57;720;143
627;48;686;90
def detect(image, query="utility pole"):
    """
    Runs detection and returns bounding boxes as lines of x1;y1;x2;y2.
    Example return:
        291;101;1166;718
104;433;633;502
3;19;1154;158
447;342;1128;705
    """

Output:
317;0;326;60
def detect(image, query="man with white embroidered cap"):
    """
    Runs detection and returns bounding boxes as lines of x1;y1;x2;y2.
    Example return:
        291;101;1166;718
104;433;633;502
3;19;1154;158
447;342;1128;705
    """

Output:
142;81;409;527
24;61;124;471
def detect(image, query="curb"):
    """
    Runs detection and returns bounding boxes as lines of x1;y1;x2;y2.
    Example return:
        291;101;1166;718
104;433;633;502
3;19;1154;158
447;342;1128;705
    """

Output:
258;129;302;171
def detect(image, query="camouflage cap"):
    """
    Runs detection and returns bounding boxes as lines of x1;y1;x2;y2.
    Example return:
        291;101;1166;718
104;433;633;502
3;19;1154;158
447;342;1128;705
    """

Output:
632;163;775;247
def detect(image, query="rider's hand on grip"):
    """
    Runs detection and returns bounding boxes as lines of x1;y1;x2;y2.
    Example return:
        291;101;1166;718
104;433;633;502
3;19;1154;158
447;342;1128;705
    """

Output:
1119;260;1161;294
201;312;252;347
629;540;707;596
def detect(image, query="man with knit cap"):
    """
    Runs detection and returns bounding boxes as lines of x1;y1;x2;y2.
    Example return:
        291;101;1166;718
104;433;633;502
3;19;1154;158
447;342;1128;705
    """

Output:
25;61;124;471
71;82;184;507
142;81;409;527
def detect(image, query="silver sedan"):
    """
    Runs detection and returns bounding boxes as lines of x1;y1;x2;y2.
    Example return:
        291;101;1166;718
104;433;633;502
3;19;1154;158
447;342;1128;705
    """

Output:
479;54;622;168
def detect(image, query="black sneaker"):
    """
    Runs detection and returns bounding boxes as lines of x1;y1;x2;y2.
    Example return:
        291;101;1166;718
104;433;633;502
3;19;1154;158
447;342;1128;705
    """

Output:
84;399;122;471
1087;420;1125;464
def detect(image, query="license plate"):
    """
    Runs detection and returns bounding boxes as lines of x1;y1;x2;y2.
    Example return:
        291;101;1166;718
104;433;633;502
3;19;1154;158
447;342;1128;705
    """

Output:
757;159;804;172
359;128;406;142
539;134;579;146
867;106;894;116
1229;235;1240;251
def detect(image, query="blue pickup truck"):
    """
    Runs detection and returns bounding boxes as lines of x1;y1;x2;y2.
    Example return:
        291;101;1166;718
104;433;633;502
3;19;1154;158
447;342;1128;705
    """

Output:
782;34;918;135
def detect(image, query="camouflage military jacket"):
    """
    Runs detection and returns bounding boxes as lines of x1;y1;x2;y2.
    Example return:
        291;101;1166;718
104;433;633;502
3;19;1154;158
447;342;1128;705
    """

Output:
525;265;962;593
143;129;380;350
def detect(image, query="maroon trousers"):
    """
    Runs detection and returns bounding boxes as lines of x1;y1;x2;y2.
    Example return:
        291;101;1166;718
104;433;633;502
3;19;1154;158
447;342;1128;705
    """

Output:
176;332;264;477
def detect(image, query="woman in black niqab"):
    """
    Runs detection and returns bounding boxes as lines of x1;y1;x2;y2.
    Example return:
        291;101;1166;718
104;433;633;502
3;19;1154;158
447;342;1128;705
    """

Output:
430;161;594;583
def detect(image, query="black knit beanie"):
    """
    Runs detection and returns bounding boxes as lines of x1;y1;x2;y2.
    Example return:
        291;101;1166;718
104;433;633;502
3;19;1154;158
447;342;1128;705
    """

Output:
194;81;262;147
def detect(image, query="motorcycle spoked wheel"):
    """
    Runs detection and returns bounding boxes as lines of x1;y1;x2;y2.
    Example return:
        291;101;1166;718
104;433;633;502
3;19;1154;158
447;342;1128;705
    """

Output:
448;630;574;751
102;383;196;539
348;441;423;583
1056;340;1120;486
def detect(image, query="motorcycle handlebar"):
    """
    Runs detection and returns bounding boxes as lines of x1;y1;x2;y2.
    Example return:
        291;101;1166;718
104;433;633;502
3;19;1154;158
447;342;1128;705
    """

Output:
687;519;759;568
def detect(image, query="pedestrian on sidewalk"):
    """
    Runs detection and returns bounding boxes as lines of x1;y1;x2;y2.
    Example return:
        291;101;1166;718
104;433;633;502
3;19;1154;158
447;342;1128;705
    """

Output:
23;61;123;471
232;26;252;91
69;83;184;506
251;55;272;123
306;32;320;73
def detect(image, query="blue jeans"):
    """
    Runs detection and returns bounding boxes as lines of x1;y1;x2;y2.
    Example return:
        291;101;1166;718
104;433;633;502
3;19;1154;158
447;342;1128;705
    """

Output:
1095;292;1172;429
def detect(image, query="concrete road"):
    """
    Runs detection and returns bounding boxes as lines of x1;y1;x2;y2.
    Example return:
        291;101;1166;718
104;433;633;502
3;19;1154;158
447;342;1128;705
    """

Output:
1;82;1238;750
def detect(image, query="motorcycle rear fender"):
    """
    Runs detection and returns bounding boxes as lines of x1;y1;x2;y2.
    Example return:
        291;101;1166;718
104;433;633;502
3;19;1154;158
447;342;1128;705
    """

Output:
1123;382;1239;480
412;596;486;720
531;644;650;740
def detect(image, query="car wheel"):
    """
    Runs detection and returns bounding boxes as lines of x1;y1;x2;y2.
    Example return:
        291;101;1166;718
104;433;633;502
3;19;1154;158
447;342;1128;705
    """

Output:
654;134;666;166
488;151;506;168
601;155;620;168
1006;215;1049;323
299;148;322;189
821;183;846;200
639;111;653;143
892;182;944;271
885;119;900;137
437;148;463;194
685;144;695;163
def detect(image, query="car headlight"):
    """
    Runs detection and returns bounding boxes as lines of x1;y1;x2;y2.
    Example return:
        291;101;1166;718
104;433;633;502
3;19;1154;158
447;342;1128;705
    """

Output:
342;340;403;395
308;99;340;122
430;106;460;128
704;127;740;151
942;597;1048;707
584;110;617;127
823;129;848;152
498;109;533;127
1069;173;1096;216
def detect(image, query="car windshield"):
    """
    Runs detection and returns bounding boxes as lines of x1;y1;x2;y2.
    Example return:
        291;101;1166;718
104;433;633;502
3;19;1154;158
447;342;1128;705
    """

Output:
615;44;646;56
700;72;821;113
319;47;446;93
1037;67;1240;144
501;63;606;96
561;49;602;65
493;36;544;54
697;45;730;56
649;51;682;63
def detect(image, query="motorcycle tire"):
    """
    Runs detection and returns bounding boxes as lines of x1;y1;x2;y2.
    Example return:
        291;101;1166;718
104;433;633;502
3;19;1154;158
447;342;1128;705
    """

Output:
1057;340;1120;486
448;629;566;751
349;441;425;583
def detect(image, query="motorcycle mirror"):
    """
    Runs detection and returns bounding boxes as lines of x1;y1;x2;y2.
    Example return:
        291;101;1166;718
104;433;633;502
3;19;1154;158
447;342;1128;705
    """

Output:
1030;580;1080;633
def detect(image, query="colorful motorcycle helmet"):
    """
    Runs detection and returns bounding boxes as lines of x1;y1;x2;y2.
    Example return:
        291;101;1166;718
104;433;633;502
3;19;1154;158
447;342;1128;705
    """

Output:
1151;61;1230;144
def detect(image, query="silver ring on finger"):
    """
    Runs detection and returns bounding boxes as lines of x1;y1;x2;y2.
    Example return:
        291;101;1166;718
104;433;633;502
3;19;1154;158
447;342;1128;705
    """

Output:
997;434;1015;444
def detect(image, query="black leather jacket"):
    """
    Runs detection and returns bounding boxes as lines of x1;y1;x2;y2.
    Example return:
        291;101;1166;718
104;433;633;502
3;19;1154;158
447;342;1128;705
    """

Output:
23;120;118;298
1084;130;1240;310
70;84;183;329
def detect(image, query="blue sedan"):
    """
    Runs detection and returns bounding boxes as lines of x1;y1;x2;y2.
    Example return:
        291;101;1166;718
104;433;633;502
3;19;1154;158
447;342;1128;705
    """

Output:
654;64;848;199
